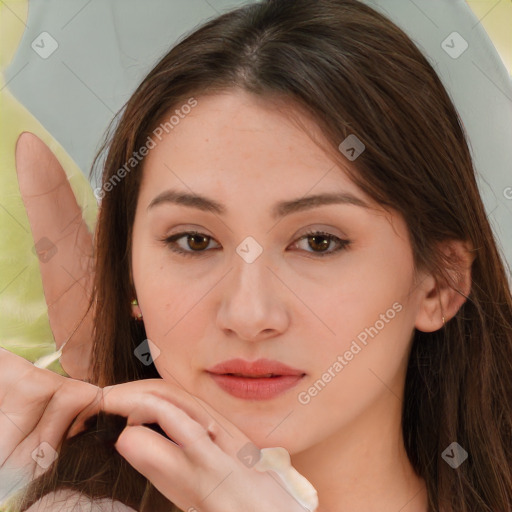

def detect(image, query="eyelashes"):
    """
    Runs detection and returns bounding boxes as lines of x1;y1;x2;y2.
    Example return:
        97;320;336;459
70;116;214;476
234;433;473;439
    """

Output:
159;230;351;259
162;231;219;257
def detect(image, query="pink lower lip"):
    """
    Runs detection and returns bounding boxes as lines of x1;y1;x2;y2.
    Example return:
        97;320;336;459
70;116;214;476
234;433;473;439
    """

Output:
208;373;304;400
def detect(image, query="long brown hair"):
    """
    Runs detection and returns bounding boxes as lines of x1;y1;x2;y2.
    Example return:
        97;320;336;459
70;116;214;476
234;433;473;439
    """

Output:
11;0;512;510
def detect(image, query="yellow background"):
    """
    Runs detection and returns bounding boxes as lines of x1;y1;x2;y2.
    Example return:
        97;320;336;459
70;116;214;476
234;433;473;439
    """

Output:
467;0;512;75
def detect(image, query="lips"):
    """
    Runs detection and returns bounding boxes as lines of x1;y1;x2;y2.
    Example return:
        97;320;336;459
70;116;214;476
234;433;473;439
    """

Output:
206;358;306;400
206;358;305;377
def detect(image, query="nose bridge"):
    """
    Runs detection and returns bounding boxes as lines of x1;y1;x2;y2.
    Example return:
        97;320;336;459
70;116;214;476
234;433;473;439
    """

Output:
216;241;288;340
230;243;273;305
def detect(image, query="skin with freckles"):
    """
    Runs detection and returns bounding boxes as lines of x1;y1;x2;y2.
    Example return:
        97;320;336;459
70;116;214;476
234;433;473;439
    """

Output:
129;89;457;512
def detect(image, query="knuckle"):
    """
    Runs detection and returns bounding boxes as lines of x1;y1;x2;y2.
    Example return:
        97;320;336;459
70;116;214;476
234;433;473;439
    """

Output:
206;421;220;442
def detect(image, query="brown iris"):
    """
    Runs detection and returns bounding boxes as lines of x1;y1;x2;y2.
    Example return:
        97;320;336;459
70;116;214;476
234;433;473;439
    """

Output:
308;234;330;252
187;233;210;251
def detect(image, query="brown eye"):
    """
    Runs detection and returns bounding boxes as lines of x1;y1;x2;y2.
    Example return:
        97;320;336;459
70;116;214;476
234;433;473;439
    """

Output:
307;234;331;252
187;233;210;251
162;231;220;257
293;231;350;257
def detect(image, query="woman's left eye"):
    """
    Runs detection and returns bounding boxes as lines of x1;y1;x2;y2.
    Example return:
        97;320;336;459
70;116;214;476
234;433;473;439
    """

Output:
160;230;350;258
293;230;351;257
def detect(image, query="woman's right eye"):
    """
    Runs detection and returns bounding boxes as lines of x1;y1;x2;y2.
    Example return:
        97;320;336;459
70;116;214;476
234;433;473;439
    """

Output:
161;231;220;258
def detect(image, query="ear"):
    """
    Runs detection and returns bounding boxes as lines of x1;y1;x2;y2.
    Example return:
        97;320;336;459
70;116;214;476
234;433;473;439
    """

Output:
414;239;475;332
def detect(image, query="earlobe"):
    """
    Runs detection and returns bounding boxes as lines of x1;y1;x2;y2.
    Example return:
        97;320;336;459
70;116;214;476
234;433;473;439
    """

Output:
414;239;475;333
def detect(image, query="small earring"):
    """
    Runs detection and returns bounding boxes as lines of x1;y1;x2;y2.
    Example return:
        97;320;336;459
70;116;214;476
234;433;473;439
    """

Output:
438;296;446;328
131;298;143;320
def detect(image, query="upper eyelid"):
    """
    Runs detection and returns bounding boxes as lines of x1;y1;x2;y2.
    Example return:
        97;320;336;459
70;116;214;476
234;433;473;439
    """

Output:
164;223;348;239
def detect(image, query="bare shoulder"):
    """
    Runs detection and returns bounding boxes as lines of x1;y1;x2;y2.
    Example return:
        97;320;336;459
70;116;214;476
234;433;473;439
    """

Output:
23;489;138;512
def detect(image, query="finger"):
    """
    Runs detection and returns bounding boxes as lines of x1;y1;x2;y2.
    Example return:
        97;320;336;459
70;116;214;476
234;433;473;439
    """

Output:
98;380;249;456
115;424;186;477
4;376;100;453
0;351;101;464
32;378;103;450
104;389;217;452
67;380;214;439
15;132;95;379
113;398;230;506
114;425;195;509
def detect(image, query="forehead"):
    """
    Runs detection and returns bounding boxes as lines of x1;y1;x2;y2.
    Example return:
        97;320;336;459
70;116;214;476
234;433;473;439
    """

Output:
138;90;369;207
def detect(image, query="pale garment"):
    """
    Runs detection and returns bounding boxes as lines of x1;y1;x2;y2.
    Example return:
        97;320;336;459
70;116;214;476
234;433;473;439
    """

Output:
24;489;138;512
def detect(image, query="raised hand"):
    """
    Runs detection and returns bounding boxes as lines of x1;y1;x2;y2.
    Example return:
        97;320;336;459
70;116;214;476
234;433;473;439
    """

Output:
14;132;96;380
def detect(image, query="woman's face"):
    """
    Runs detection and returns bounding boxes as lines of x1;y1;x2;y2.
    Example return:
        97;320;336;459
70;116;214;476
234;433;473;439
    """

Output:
131;89;427;454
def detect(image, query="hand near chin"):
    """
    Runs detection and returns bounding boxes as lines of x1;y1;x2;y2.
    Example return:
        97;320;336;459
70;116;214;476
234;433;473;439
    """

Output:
0;349;101;501
73;379;314;512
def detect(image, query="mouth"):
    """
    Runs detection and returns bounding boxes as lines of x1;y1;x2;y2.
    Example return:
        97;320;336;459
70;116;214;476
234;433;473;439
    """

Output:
205;359;306;400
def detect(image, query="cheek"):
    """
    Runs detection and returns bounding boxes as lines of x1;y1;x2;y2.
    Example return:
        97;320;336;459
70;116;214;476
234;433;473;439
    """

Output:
312;248;415;345
138;283;207;356
291;304;414;450
310;295;412;395
134;270;212;376
132;239;208;323
299;250;417;403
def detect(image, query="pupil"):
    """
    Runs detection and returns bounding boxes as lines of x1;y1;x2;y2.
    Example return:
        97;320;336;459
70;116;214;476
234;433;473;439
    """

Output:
310;235;329;252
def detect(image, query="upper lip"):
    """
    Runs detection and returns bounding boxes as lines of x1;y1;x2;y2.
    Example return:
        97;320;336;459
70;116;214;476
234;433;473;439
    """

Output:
206;358;305;377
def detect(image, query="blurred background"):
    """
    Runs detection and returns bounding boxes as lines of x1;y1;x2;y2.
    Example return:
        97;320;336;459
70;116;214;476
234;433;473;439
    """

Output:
467;0;511;75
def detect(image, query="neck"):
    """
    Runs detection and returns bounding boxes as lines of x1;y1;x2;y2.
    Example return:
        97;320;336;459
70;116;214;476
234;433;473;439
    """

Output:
291;391;428;512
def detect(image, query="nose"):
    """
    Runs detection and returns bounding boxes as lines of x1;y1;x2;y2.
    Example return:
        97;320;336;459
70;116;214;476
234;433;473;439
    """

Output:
216;251;290;342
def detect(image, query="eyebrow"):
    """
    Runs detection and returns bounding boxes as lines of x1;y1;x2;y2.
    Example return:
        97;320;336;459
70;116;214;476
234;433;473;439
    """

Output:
147;189;370;219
